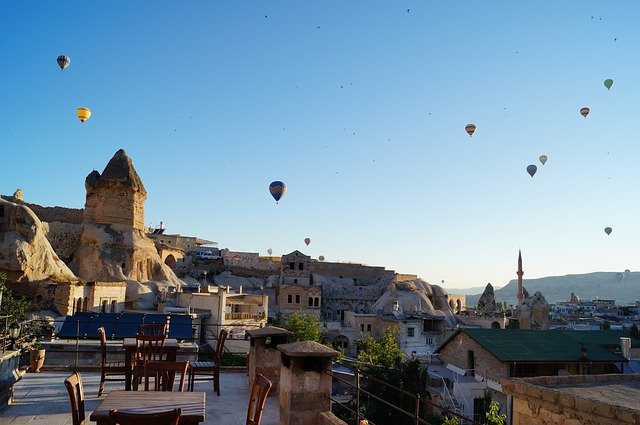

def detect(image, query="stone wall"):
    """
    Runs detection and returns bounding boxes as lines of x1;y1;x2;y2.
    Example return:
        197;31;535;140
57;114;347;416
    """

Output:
311;261;390;281
317;412;348;425
277;284;321;317
502;374;640;425
21;202;84;224
437;331;510;380
42;222;82;262
85;187;146;230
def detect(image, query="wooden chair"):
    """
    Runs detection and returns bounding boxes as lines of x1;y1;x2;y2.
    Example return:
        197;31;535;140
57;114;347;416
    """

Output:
108;408;181;425
246;373;272;425
97;326;127;397
133;334;166;391
139;322;168;337
141;360;189;391
188;328;228;394
64;372;86;425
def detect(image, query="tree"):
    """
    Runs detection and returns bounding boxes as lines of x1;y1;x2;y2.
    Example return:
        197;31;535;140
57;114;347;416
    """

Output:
484;401;506;425
630;323;639;339
600;320;611;331
352;327;431;425
0;272;29;322
282;311;323;343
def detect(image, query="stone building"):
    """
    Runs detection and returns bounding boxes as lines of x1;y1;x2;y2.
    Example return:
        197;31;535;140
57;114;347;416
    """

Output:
281;251;311;285
434;328;638;422
53;281;127;316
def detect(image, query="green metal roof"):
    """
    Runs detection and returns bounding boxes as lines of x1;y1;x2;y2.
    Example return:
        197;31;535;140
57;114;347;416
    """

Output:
444;329;639;363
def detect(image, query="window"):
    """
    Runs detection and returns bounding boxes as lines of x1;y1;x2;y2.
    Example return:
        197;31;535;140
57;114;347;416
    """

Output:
101;300;108;313
287;294;293;304
313;297;319;307
289;262;295;270
360;324;365;331
295;294;300;304
298;262;304;270
407;327;415;338
110;300;116;313
308;297;313;307
293;278;298;284
367;324;371;331
426;337;434;345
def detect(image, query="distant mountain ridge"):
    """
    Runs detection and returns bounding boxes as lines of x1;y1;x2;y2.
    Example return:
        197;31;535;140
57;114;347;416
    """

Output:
466;272;640;307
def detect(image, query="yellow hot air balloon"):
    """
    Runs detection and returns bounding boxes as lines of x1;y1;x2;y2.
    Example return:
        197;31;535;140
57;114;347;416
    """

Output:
76;107;92;123
465;123;476;137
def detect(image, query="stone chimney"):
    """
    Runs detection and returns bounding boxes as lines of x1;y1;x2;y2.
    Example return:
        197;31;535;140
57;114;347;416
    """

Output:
246;326;293;394
277;341;339;424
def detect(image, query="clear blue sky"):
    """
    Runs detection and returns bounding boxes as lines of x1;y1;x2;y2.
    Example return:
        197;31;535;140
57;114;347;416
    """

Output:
2;2;639;289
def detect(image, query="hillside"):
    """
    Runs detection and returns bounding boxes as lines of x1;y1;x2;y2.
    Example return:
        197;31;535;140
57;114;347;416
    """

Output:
466;272;640;307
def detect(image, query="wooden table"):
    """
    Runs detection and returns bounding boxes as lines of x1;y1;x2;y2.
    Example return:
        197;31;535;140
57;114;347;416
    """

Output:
123;337;179;390
90;390;206;425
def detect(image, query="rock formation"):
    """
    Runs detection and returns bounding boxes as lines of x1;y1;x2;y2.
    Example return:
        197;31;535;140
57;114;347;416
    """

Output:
0;197;77;282
70;149;184;304
514;291;550;330
476;283;497;316
371;279;457;327
569;292;580;303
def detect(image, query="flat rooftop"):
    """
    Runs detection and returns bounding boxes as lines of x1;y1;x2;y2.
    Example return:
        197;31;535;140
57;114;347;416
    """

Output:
2;370;279;425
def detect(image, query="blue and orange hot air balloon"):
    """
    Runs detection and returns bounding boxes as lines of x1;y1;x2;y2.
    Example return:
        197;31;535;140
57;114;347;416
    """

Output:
269;181;286;203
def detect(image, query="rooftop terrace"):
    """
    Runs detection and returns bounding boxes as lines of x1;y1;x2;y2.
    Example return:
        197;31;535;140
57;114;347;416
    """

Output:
2;370;279;424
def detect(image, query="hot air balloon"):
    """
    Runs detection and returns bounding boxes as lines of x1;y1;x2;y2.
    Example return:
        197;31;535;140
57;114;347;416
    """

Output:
319;255;325;262
304;238;311;246
539;155;548;165
465;123;476;137
76;107;91;123
526;164;537;178
267;248;273;256
624;269;630;278
615;272;623;281
269;181;286;203
604;79;613;90
604;227;612;235
57;55;70;70
580;107;590;118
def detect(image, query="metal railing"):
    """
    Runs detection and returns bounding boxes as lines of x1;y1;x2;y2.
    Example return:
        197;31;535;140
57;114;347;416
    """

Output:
328;362;482;425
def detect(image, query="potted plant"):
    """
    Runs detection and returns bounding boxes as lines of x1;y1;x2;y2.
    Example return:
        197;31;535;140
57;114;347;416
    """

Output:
29;340;46;373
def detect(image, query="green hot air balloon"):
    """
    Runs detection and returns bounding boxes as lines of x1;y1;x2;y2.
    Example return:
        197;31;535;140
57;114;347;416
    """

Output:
604;79;613;90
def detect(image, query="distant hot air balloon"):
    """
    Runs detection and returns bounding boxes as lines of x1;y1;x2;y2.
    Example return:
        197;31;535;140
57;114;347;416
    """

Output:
625;269;630;278
615;272;623;281
465;123;476;137
580;107;590;118
269;181;286;203
76;107;91;123
539;155;548;165
57;55;70;70
604;79;614;90
267;248;273;256
319;255;325;262
604;227;612;235
526;164;537;178
304;238;311;246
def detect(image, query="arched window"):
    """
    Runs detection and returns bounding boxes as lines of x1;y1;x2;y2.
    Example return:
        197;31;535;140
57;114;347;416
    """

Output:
308;297;313;307
111;300;116;313
101;300;108;313
313;297;319;307
83;297;88;312
76;297;82;314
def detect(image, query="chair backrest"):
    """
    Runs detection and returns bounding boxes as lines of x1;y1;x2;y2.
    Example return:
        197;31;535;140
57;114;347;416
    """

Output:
64;372;86;425
246;373;272;425
97;327;108;367
140;323;168;337
109;408;181;425
135;334;166;362
214;329;228;363
142;361;189;392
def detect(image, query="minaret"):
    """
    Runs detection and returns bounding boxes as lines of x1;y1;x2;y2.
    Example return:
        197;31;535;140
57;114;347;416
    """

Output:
517;250;524;304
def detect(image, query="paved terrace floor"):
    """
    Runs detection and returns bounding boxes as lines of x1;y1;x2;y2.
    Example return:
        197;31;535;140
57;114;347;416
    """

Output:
0;370;279;424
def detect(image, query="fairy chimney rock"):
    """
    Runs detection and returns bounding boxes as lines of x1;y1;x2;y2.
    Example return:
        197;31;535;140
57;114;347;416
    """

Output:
476;283;497;316
84;149;147;231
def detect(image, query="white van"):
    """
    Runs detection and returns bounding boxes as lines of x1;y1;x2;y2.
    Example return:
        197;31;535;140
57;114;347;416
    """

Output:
196;250;216;260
